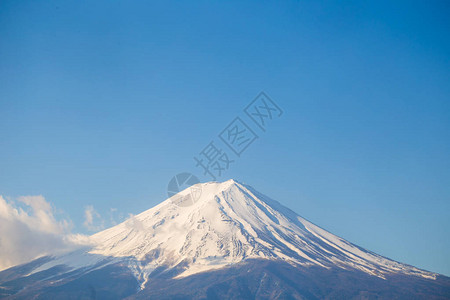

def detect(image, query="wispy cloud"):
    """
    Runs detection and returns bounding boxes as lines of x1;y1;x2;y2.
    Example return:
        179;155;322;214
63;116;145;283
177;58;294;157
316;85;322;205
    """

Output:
125;213;144;232
0;195;90;271
83;205;104;232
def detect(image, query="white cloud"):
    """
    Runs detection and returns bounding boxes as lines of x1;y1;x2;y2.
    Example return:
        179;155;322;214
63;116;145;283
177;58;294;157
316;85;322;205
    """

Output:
0;195;90;271
109;207;118;225
83;205;104;232
125;213;144;232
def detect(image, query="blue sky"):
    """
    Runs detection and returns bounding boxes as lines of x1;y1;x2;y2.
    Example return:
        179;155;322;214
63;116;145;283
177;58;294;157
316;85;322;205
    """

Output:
0;1;449;275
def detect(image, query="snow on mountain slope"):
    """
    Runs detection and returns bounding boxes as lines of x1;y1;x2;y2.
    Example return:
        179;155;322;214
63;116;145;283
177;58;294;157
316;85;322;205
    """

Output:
29;180;436;289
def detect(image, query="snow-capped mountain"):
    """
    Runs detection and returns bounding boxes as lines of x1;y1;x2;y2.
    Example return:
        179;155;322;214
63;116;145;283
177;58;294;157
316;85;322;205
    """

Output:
1;180;449;299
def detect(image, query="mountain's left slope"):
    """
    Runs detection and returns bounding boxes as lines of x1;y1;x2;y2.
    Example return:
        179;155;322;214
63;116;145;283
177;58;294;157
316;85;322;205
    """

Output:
0;180;449;299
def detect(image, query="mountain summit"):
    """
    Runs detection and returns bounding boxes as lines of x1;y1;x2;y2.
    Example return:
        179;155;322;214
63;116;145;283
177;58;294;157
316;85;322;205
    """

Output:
1;180;449;299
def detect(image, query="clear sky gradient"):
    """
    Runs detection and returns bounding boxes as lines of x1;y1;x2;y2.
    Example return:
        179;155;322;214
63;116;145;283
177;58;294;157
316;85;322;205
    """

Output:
1;1;449;275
